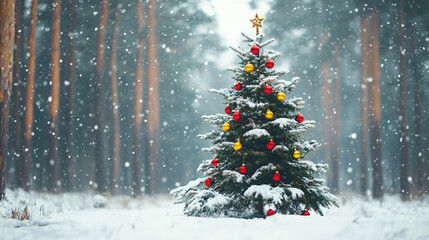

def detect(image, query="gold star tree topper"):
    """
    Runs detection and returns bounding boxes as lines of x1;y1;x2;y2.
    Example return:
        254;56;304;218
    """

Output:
250;13;264;35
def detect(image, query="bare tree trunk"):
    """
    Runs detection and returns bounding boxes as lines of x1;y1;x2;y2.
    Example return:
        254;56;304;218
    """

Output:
13;0;23;189
397;0;409;201
370;10;383;199
360;14;370;196
332;44;340;193
94;0;109;193
48;0;61;193
322;61;335;192
23;0;38;191
110;4;120;194
133;0;144;197
63;0;76;191
319;30;336;193
145;0;160;195
411;23;424;197
0;0;15;200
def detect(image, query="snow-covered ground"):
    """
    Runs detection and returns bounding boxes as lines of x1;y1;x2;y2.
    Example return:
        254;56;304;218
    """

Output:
1;188;429;240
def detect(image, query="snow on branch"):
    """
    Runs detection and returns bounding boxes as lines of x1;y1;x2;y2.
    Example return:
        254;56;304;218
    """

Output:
201;114;230;125
294;140;321;151
286;187;304;199
243;129;270;138
197;130;221;140
273;145;289;152
247;163;276;183
256;33;264;43
244;185;284;204
260;38;275;48
260;76;279;85
201;141;234;153
298;160;318;172
289;123;316;135
263;50;281;60
241;32;255;42
209;88;230;98
269;118;297;128
226;66;242;72
229;46;247;57
222;170;244;183
170;178;205;198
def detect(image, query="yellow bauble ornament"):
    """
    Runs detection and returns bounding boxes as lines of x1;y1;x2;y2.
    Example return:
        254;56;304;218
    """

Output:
222;122;231;132
234;140;242;151
245;62;254;73
293;149;301;159
265;109;274;119
277;92;286;101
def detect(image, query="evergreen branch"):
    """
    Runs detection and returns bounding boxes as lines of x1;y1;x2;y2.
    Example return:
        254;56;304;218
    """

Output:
201;114;230;125
260;38;275;48
229;46;247;57
241;32;255;42
209;88;230;97
256;33;264;43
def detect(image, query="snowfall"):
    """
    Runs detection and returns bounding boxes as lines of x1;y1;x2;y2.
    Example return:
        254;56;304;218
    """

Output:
1;188;428;240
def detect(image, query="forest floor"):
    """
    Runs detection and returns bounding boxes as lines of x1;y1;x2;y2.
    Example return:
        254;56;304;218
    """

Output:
1;188;429;240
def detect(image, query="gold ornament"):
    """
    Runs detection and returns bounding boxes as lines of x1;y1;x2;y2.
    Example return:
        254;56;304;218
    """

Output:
222;122;231;132
234;140;242;151
293;149;301;159
250;13;264;35
245;62;254;73
265;109;274;119
277;92;285;101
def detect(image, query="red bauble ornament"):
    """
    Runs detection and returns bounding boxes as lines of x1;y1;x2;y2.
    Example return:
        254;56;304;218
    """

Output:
233;112;241;121
296;113;304;123
239;164;247;174
234;82;242;91
273;172;280;182
264;85;273;94
224;107;231;115
205;178;211;187
302;210;310;216
267;140;275;150
267;209;275;216
251;45;260;55
211;158;218;167
266;59;274;68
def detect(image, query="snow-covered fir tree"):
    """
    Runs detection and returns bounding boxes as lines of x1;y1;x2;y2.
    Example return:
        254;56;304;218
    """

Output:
172;28;339;218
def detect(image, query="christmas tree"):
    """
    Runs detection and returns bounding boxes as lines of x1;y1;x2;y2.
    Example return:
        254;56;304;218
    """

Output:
171;14;338;218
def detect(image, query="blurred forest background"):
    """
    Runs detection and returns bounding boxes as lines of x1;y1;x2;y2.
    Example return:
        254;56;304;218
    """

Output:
0;0;428;201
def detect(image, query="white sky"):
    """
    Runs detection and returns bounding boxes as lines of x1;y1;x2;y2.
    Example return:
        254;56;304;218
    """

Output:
201;0;272;68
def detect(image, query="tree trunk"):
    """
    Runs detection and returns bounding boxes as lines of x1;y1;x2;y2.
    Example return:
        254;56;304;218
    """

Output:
48;0;61;193
63;0;76;191
370;10;383;199
13;0;23;189
133;0;144;197
145;0;160;195
23;0;38;191
94;0;109;193
397;0;409;201
110;4;120;194
360;14;369;196
320;30;336;193
411;23;424;197
0;0;15;200
332;45;340;192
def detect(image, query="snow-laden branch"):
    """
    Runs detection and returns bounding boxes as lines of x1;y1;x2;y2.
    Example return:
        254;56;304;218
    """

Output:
201;114;230;125
244;185;284;204
229;46;247;57
260;38;275;48
241;32;255;42
243;128;270;138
